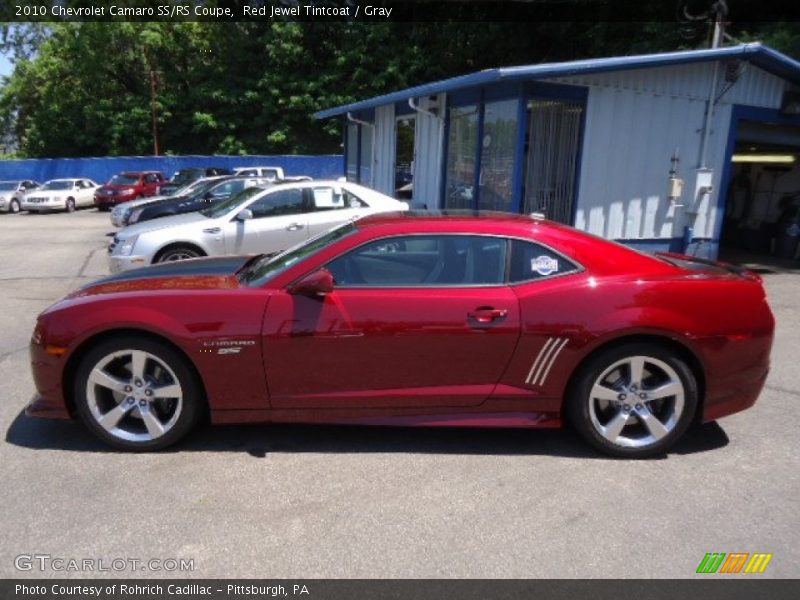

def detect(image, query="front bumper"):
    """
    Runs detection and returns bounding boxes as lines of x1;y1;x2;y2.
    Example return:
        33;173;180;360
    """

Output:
95;195;134;207
108;253;149;273
22;199;65;211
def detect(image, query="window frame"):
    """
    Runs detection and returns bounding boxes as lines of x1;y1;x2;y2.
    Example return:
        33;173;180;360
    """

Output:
322;232;583;290
247;187;306;219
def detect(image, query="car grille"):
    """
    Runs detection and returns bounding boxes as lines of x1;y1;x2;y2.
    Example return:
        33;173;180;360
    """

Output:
26;197;48;203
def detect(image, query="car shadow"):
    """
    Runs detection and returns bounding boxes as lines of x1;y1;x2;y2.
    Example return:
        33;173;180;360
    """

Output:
4;410;729;459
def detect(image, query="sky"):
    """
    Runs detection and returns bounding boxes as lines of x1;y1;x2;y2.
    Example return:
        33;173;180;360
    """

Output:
0;53;11;78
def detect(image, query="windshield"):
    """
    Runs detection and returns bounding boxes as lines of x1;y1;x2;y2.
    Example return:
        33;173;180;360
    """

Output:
200;186;265;218
109;174;139;185
240;221;357;287
0;181;19;191
41;180;74;190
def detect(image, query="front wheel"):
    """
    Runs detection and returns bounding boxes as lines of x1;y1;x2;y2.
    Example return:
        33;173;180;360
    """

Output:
155;246;203;263
567;343;698;458
9;199;20;213
73;336;202;450
65;197;76;212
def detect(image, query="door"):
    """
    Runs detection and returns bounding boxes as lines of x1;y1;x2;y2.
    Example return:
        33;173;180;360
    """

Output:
142;173;160;196
304;185;367;238
263;234;521;409
223;187;308;255
77;180;95;206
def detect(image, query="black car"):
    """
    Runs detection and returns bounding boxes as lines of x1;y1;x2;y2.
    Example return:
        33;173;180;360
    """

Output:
127;176;272;225
158;167;233;196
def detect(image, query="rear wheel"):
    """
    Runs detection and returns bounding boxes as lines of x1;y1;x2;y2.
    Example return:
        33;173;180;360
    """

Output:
73;336;202;451
155;245;203;263
65;197;76;213
567;343;698;458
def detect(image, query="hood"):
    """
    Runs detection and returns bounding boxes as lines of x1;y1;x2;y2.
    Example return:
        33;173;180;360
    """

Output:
117;209;211;238
68;255;255;298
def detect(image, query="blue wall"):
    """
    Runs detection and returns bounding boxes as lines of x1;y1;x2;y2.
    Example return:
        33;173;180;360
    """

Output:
0;154;344;184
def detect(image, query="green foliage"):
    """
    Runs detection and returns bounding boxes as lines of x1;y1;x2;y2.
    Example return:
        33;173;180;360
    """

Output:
0;20;798;158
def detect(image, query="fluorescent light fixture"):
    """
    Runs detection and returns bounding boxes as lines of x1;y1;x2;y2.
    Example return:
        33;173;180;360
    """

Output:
731;154;796;163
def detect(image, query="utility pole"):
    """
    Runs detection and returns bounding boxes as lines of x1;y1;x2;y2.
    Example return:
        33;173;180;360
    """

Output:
149;67;160;156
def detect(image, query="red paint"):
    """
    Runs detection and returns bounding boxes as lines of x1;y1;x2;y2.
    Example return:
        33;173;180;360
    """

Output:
94;171;166;208
27;212;775;432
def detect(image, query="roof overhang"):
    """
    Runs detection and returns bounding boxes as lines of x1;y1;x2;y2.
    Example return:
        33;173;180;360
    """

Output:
315;43;800;119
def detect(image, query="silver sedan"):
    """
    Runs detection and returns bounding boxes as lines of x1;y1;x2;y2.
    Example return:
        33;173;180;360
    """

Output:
108;180;408;273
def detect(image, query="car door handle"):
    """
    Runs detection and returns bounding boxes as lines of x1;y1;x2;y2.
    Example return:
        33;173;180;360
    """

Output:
467;307;508;324
286;223;305;231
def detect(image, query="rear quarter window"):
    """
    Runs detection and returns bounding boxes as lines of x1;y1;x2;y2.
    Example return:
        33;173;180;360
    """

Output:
509;239;580;283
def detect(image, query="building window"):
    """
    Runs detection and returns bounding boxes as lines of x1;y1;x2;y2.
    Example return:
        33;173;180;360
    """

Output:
479;99;518;212
345;122;374;186
523;99;583;224
346;123;359;182
444;105;479;210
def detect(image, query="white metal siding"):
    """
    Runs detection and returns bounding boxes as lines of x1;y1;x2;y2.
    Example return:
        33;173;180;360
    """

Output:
412;93;446;208
550;63;787;243
551;62;786;108
372;104;395;196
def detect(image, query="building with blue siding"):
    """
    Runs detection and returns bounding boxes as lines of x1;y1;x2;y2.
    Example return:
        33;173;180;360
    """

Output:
316;43;800;259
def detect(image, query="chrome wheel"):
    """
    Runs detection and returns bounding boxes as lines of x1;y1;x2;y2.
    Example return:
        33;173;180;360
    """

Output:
10;199;20;213
157;247;201;262
587;355;685;449
85;349;183;443
66;198;76;212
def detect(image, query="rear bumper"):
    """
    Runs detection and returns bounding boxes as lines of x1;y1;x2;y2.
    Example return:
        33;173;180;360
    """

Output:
702;364;769;422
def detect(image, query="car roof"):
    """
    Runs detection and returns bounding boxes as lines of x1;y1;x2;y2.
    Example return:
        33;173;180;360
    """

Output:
351;210;670;276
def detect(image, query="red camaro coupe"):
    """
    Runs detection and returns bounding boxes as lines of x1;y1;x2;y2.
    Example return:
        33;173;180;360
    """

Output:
28;212;774;457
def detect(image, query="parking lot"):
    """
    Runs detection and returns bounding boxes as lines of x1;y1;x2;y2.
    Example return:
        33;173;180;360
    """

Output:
0;208;798;578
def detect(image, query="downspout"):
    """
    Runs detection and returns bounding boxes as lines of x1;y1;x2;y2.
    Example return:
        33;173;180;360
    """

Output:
346;112;373;128
346;112;373;186
408;97;440;119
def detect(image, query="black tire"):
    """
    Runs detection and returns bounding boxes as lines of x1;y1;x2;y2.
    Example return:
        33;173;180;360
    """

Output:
155;245;203;263
65;197;76;213
9;198;20;213
566;342;698;458
73;335;203;451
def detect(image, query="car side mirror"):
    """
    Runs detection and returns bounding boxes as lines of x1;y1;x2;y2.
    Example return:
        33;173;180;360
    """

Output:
236;208;253;221
288;268;334;297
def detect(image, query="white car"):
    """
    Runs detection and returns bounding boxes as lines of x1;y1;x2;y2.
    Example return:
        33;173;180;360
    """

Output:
0;180;40;213
232;166;284;180
108;181;408;273
22;178;98;213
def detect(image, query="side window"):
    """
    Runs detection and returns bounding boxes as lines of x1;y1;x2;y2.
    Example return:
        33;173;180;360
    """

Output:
508;239;579;283
238;169;257;177
327;235;507;287
311;187;345;211
144;174;157;183
248;188;304;219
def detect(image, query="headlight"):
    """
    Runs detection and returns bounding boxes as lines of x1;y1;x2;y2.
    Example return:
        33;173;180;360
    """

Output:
115;234;139;256
128;208;144;223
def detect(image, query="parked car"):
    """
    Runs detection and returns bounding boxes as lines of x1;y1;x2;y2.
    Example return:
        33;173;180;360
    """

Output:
158;167;232;196
0;180;40;213
94;171;166;210
126;176;273;225
233;166;285;180
110;176;230;227
29;212;774;453
108;181;407;272
22;179;98;213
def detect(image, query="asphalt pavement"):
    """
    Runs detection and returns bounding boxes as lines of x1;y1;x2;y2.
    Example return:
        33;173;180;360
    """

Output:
0;209;797;578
